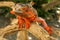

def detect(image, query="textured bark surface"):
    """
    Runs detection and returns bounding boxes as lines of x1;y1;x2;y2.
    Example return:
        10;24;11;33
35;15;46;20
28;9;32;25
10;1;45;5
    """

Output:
16;30;28;40
0;1;15;7
42;0;60;11
28;23;50;40
0;18;50;40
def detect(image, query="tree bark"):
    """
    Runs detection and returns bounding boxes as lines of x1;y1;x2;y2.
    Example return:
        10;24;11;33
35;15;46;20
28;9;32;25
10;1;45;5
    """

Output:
0;19;50;40
28;23;50;40
42;0;60;11
16;30;28;40
0;1;15;8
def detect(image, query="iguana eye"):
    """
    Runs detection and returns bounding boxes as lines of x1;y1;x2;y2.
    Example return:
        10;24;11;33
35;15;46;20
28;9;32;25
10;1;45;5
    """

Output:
15;9;23;13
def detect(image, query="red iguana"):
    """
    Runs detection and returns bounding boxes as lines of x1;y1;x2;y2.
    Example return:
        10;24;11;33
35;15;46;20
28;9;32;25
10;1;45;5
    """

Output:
10;3;52;35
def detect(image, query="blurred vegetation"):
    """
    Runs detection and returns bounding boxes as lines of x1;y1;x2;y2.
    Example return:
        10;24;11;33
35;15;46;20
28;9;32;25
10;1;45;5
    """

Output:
0;0;55;19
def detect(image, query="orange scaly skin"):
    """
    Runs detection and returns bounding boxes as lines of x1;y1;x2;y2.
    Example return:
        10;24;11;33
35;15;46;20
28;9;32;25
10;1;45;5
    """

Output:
10;10;15;15
10;4;52;35
17;16;24;30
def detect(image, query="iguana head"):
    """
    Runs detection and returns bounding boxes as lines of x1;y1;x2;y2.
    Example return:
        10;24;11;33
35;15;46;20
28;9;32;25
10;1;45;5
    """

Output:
10;2;36;17
15;3;33;13
10;1;35;13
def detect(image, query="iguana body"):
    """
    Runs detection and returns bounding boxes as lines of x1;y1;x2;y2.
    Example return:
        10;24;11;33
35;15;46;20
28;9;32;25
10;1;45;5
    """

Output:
10;3;52;35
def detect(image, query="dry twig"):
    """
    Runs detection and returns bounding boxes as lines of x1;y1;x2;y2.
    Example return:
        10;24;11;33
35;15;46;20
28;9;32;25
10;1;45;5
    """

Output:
42;0;60;11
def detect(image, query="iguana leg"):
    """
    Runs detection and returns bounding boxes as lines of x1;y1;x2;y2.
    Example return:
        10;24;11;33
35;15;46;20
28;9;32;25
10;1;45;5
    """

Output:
17;16;30;30
17;16;24;30
10;10;15;15
36;17;52;35
23;18;30;29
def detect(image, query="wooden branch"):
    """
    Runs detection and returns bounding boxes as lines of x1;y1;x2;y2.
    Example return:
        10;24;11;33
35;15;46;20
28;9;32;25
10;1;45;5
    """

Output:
0;19;18;37
28;23;50;40
16;30;28;40
0;1;15;8
51;27;60;36
0;25;18;37
0;19;57;40
42;0;60;11
0;37;8;40
16;23;51;40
